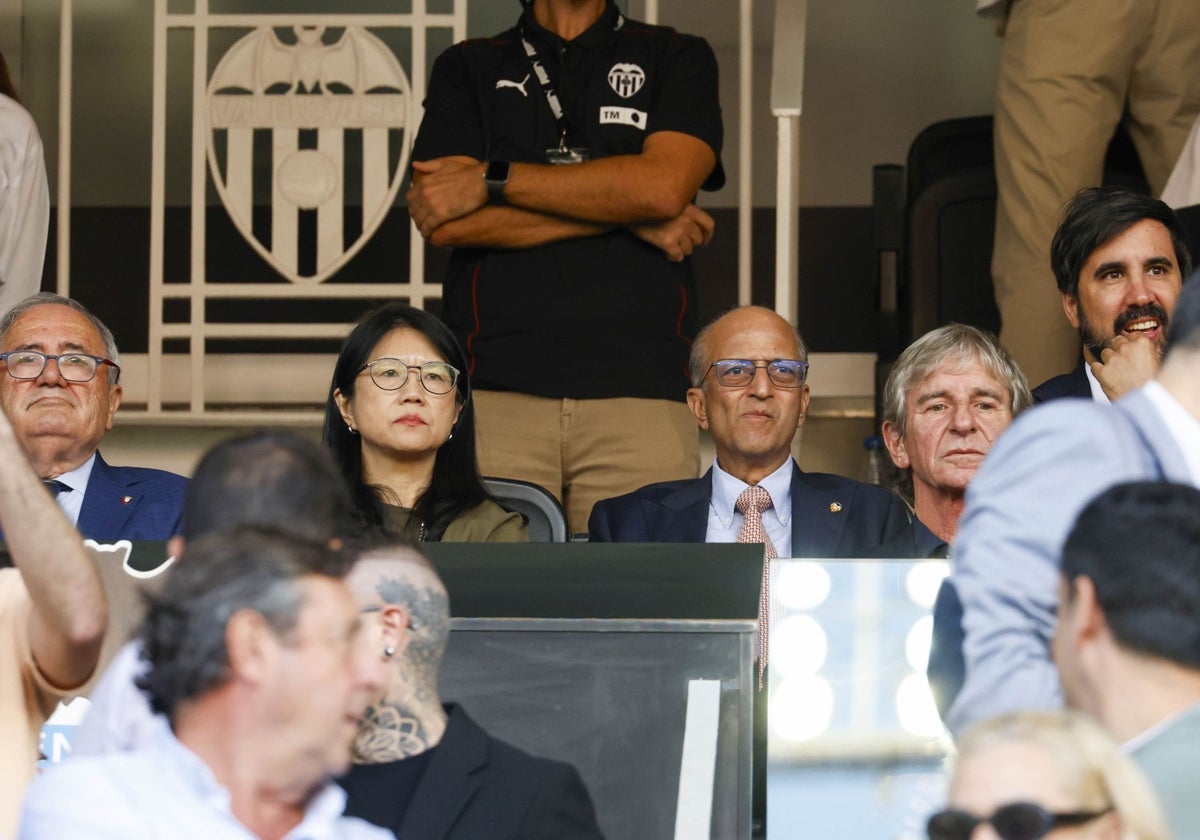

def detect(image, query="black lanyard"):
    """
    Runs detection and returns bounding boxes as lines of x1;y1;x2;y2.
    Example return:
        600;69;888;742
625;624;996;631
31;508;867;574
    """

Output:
518;11;624;152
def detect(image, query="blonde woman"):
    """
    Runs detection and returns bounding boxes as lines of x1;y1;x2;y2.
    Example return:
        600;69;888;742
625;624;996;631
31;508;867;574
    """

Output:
927;709;1170;840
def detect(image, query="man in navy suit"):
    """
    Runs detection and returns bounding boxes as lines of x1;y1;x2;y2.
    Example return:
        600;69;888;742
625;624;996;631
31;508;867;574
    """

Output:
946;274;1200;737
0;293;186;542
1033;186;1190;405
589;305;908;556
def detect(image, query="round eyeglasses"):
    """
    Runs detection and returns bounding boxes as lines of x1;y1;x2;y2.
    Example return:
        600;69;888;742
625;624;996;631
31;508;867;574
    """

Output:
927;802;1113;840
358;358;460;395
702;358;808;389
1;351;121;383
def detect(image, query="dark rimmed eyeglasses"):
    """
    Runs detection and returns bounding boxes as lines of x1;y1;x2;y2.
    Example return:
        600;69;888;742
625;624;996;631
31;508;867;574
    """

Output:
701;358;808;389
357;358;459;395
927;802;1113;840
1;350;121;383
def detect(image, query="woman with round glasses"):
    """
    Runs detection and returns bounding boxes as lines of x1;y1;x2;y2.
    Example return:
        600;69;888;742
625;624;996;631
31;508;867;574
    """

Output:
323;303;526;541
928;710;1168;840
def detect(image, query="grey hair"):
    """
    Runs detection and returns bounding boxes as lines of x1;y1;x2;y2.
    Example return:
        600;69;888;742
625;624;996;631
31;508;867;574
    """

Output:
136;527;353;721
688;305;809;387
0;292;121;384
882;323;1031;439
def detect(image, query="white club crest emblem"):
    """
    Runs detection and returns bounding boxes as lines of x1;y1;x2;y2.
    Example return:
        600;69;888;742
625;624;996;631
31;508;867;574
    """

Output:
607;63;645;99
206;26;412;284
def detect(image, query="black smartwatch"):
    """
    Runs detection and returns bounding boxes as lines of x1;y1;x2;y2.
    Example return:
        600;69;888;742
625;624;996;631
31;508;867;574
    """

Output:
483;160;510;205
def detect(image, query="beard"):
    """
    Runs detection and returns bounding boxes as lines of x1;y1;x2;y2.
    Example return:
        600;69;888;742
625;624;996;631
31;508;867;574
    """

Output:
1076;301;1170;360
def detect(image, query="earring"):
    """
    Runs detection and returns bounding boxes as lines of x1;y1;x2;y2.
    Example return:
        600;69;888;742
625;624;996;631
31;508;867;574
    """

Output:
446;431;454;441
383;645;396;659
347;424;357;434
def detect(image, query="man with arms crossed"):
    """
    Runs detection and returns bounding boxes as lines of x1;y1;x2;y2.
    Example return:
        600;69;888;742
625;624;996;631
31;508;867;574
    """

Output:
946;274;1200;736
407;0;724;533
0;385;106;837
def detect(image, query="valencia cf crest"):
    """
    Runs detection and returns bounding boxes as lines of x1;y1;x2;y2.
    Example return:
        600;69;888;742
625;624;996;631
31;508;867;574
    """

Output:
607;63;645;99
206;26;412;284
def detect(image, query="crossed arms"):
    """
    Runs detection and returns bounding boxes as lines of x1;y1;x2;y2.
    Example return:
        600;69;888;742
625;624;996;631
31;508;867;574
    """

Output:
407;130;718;262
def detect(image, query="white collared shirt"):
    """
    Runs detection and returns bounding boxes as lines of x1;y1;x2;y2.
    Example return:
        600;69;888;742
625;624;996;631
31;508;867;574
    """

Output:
1084;362;1113;405
1142;380;1200;484
20;725;391;839
47;452;96;527
706;457;793;558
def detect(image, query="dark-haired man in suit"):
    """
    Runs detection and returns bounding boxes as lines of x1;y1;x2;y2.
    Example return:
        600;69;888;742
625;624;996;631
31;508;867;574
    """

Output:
589;306;908;553
0;293;186;542
1033;186;1190;405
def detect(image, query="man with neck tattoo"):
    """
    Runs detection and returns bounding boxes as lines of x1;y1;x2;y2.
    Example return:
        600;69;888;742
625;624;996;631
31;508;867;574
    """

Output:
340;540;605;840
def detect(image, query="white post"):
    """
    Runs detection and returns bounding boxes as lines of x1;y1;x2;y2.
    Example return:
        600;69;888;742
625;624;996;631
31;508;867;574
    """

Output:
56;0;71;296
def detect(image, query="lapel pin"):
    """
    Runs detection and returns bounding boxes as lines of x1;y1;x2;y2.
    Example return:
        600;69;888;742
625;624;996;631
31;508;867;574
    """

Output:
121;496;133;505
829;502;843;513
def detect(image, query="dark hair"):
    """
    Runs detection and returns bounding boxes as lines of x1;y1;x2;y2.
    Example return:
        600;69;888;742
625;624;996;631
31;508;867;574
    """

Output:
0;51;18;102
136;527;353;719
1165;272;1200;355
1050;186;1192;297
1062;481;1200;670
322;303;488;541
182;431;353;541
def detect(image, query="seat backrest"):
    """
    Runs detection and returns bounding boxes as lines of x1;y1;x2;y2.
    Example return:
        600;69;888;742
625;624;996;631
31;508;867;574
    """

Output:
482;477;569;543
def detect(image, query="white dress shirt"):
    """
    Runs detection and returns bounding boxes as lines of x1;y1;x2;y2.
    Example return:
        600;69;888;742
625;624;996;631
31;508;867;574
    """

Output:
47;453;96;528
21;725;391;840
1142;380;1200;484
705;457;794;558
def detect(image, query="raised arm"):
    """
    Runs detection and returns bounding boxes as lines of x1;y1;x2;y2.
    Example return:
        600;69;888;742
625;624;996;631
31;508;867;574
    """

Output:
0;405;106;689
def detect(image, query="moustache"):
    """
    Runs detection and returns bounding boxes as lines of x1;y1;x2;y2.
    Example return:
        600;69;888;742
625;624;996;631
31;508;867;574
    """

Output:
1113;302;1169;334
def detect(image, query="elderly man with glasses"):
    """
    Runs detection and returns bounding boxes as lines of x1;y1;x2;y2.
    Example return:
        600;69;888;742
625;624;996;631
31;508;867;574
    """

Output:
589;305;908;554
0;293;186;542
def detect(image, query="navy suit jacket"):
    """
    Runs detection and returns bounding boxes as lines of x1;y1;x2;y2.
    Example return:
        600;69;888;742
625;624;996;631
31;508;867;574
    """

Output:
75;452;187;542
588;461;910;557
342;704;605;840
1032;360;1090;404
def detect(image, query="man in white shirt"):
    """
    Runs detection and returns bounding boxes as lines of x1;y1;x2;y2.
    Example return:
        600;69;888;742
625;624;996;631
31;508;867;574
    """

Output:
947;273;1200;736
20;528;394;840
1053;481;1200;840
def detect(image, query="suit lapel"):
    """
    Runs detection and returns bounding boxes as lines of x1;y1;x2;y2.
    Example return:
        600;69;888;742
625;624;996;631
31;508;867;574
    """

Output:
399;706;486;839
643;470;712;542
77;453;138;541
789;463;848;558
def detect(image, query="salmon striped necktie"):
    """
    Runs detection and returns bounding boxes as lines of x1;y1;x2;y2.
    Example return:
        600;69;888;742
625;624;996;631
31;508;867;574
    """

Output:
736;485;777;690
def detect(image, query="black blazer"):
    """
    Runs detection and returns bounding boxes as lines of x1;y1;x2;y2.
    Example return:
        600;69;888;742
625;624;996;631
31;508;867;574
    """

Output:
342;704;605;840
1032;360;1091;404
588;461;910;557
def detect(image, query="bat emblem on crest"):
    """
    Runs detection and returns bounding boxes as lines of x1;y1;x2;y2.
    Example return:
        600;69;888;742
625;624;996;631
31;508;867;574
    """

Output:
206;26;413;283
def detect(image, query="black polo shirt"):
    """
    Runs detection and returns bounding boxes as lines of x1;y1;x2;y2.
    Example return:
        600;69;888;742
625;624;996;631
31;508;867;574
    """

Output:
411;1;725;401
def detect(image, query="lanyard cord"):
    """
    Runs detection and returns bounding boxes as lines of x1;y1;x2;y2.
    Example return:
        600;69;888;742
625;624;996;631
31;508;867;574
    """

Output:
518;11;624;151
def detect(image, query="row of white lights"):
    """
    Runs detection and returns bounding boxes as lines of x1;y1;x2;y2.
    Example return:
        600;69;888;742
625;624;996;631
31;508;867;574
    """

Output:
769;560;951;742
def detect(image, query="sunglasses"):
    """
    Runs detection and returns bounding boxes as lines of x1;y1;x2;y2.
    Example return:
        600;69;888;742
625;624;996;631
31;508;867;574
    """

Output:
927;802;1112;840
